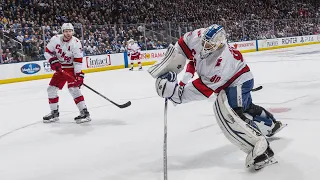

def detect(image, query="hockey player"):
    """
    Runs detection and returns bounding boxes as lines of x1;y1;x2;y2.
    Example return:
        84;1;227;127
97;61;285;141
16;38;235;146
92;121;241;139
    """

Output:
127;39;142;70
43;23;91;124
178;54;283;137
148;24;285;170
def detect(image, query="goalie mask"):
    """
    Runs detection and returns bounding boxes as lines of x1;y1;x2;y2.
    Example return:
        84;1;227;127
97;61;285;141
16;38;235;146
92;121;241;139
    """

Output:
201;24;227;57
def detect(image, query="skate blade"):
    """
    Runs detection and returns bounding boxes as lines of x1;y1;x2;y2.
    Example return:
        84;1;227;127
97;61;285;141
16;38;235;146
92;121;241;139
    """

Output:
254;157;278;170
43;118;59;123
267;124;288;137
274;124;287;134
75;117;92;124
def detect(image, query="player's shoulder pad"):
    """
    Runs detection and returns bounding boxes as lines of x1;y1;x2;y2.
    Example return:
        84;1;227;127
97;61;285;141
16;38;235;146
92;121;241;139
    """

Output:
72;36;81;43
183;28;204;43
51;34;61;41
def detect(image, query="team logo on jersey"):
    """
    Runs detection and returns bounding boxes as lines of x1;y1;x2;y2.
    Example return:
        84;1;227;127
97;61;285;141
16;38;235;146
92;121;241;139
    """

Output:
21;63;41;74
56;44;72;62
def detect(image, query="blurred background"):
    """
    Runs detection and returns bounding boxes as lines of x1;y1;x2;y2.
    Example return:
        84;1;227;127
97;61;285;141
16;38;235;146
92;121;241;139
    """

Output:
1;0;319;63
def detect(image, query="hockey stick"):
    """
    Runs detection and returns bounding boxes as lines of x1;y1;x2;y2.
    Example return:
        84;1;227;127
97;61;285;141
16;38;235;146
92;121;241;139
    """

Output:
82;84;131;108
163;98;168;180
60;70;131;108
251;85;263;92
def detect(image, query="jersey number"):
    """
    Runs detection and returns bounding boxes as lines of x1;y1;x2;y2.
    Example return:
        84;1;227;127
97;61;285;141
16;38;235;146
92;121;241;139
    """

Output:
210;75;221;83
229;47;244;62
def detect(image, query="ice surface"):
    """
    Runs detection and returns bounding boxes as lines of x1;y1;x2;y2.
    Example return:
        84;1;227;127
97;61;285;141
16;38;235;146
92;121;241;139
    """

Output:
1;45;320;180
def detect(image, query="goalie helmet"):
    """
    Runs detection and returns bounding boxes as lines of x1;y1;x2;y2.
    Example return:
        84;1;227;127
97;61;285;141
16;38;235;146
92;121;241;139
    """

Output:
201;24;227;57
61;23;74;33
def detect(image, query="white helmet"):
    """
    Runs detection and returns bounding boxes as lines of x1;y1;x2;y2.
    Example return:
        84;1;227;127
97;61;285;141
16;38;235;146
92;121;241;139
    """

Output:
201;24;226;57
61;23;74;33
128;39;135;44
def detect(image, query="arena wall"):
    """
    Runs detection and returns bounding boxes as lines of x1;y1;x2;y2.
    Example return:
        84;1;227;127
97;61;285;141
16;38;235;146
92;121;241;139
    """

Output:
1;34;320;85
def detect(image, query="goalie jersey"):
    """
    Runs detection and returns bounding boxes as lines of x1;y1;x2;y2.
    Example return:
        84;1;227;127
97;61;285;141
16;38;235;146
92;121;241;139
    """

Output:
171;28;254;104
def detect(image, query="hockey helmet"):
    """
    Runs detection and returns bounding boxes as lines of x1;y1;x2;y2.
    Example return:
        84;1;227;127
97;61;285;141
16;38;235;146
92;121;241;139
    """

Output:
128;39;135;44
201;24;226;56
61;23;74;33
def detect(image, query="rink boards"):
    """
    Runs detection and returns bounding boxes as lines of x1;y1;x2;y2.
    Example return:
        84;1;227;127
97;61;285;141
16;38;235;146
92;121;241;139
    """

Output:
1;34;320;84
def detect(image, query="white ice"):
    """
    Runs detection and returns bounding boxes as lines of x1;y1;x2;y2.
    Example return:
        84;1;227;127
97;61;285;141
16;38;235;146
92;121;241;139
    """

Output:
1;44;320;180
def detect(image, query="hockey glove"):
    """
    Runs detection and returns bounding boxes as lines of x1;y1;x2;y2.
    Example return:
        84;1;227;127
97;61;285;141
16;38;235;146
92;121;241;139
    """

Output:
155;71;178;98
74;72;84;87
49;57;62;72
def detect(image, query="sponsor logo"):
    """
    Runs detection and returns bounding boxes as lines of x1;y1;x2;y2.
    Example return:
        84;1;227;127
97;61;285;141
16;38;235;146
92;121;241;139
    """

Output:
317;35;320;42
21;63;41;74
281;37;298;45
140;52;165;60
266;40;278;47
233;43;238;49
262;40;279;48
86;55;111;68
43;62;54;73
233;42;255;49
227;114;235;123
300;36;314;43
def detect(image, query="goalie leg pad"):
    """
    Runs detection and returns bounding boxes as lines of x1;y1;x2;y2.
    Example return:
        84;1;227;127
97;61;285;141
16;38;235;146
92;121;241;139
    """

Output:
148;44;187;78
213;90;268;155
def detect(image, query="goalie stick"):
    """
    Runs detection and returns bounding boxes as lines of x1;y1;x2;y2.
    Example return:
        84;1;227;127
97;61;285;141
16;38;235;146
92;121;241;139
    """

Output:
163;98;168;180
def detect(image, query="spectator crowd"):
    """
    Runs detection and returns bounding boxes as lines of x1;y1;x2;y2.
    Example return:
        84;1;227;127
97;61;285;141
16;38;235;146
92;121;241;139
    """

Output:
1;0;320;64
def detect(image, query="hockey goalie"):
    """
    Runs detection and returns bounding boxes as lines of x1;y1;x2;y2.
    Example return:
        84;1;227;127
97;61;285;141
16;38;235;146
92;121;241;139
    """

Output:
148;24;286;170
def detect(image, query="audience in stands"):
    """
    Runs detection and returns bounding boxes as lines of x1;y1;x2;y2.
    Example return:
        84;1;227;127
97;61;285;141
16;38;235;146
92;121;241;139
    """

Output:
0;0;320;63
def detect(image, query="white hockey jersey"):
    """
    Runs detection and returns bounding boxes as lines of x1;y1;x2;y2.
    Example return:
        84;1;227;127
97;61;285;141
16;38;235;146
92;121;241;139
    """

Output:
171;28;253;104
44;34;83;73
127;43;141;56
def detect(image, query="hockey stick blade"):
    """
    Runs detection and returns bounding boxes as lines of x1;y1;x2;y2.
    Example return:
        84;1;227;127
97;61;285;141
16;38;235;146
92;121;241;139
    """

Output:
116;101;132;108
251;86;263;92
83;84;132;109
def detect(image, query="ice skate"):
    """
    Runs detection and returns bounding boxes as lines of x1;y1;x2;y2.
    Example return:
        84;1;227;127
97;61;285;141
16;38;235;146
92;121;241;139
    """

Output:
74;108;91;124
43;110;59;123
253;147;278;170
267;121;287;137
